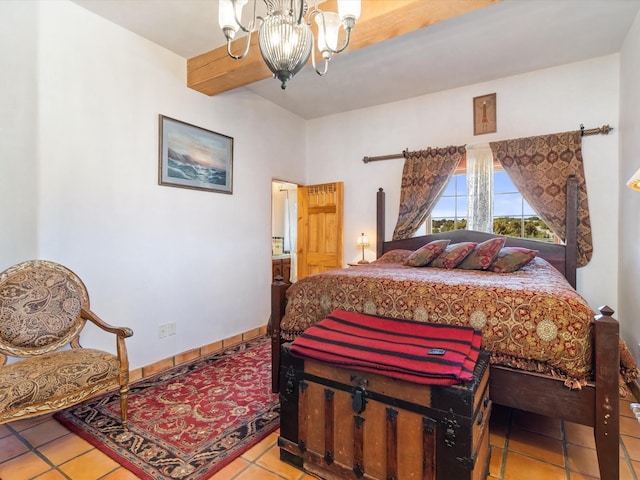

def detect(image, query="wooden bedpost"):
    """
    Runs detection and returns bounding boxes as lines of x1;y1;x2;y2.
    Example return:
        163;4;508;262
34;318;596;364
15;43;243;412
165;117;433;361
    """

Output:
271;276;289;393
593;305;620;480
377;188;385;258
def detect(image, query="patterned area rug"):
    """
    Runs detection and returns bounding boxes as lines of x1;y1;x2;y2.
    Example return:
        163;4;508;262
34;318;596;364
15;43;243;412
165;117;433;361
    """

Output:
54;336;279;480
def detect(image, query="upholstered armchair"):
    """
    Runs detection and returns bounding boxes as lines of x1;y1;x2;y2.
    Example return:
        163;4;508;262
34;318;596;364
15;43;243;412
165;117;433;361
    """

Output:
0;260;133;426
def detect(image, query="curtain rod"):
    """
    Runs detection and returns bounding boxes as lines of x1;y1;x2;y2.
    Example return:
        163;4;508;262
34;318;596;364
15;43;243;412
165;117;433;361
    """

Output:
362;124;613;163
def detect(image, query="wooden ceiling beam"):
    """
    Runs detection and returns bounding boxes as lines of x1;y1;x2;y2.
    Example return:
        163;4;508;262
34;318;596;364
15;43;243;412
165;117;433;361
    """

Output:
187;0;501;96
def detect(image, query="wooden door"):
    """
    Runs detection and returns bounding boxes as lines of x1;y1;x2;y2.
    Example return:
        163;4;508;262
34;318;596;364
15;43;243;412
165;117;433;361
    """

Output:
297;182;343;280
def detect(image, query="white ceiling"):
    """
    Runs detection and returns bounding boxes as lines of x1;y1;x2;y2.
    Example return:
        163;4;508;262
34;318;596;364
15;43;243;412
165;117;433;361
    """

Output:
71;0;640;120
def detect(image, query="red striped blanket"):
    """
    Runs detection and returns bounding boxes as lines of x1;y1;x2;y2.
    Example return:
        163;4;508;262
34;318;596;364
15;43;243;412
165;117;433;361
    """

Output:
290;310;482;385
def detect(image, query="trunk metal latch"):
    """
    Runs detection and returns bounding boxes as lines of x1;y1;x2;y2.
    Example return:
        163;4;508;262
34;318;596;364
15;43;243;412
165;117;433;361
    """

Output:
351;386;367;414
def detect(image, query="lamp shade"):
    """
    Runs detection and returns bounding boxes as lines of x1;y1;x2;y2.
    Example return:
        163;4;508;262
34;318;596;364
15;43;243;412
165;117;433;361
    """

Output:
337;0;361;21
218;0;247;35
357;233;370;247
628;167;640;192
315;12;342;56
258;13;313;89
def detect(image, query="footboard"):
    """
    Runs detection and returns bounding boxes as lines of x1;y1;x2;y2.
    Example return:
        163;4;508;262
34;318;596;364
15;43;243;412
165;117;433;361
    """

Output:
489;305;620;480
271;276;289;393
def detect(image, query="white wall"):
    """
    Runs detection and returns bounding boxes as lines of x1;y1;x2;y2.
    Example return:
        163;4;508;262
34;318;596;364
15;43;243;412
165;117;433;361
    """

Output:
0;1;39;265
0;1;307;369
619;10;640;359
306;56;621;315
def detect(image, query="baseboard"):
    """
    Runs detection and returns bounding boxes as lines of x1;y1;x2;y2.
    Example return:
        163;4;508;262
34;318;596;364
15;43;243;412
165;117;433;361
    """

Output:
131;324;268;382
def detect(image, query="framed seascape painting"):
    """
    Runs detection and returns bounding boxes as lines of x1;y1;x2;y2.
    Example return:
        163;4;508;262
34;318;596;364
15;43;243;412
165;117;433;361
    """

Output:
158;115;233;194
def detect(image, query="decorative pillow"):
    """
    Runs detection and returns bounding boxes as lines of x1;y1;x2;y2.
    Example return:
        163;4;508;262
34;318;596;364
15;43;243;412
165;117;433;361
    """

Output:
457;237;506;270
429;242;478;269
404;240;451;267
488;247;538;273
372;249;413;264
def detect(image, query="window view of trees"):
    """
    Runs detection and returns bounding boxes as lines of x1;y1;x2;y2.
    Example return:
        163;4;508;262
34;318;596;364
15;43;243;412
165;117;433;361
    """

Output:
432;216;554;241
432;218;467;233
493;216;554;241
427;171;556;243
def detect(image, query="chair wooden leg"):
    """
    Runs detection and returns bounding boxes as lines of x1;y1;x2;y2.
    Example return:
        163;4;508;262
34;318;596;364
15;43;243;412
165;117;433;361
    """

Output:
119;385;129;428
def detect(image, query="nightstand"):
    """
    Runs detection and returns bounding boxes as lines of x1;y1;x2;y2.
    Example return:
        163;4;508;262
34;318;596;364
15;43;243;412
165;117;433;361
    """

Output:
273;255;291;283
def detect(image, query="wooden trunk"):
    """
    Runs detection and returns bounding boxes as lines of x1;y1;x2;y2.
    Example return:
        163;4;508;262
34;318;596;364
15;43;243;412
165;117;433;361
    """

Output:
279;345;491;480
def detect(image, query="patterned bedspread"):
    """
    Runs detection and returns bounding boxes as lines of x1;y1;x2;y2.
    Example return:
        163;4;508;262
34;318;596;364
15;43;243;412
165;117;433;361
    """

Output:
281;250;599;383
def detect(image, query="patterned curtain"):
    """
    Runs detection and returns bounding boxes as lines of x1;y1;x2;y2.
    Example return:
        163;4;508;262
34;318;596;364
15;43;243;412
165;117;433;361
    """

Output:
392;146;465;240
489;131;592;267
466;143;494;233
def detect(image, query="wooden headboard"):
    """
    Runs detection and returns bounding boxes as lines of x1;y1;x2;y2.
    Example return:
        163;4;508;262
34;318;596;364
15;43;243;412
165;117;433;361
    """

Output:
375;177;579;288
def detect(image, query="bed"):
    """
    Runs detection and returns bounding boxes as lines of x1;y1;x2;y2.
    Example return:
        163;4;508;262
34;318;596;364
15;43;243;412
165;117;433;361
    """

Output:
270;177;637;480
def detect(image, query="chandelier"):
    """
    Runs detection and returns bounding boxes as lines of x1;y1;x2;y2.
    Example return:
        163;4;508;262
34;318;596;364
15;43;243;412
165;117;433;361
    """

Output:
218;0;361;89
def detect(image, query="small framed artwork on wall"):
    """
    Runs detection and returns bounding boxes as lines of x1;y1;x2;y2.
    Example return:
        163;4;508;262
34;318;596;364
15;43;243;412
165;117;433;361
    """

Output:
473;93;497;136
158;115;233;194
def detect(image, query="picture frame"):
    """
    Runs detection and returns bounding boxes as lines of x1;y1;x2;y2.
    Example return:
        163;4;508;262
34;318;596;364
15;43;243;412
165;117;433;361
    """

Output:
158;115;233;194
473;93;497;136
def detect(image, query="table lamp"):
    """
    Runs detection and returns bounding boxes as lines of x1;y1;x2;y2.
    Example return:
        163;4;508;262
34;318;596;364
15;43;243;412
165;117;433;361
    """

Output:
357;233;370;264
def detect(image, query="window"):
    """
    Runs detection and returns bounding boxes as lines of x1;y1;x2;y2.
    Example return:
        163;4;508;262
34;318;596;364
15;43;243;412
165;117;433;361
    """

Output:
492;171;554;241
423;166;556;242
430;173;467;233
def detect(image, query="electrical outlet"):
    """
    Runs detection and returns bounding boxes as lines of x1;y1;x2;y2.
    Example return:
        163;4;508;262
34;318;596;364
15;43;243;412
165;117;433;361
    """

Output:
167;322;176;336
158;324;168;338
158;322;176;338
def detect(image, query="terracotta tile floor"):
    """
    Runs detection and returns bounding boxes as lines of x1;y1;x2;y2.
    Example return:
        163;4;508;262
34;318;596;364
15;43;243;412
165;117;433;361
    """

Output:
1;398;639;480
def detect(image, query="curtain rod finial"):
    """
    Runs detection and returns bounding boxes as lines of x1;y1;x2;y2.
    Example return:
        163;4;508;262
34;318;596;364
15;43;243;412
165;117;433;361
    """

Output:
579;124;613;136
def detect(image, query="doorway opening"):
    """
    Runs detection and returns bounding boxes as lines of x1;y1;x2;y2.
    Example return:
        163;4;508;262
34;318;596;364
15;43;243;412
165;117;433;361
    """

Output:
272;180;298;284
